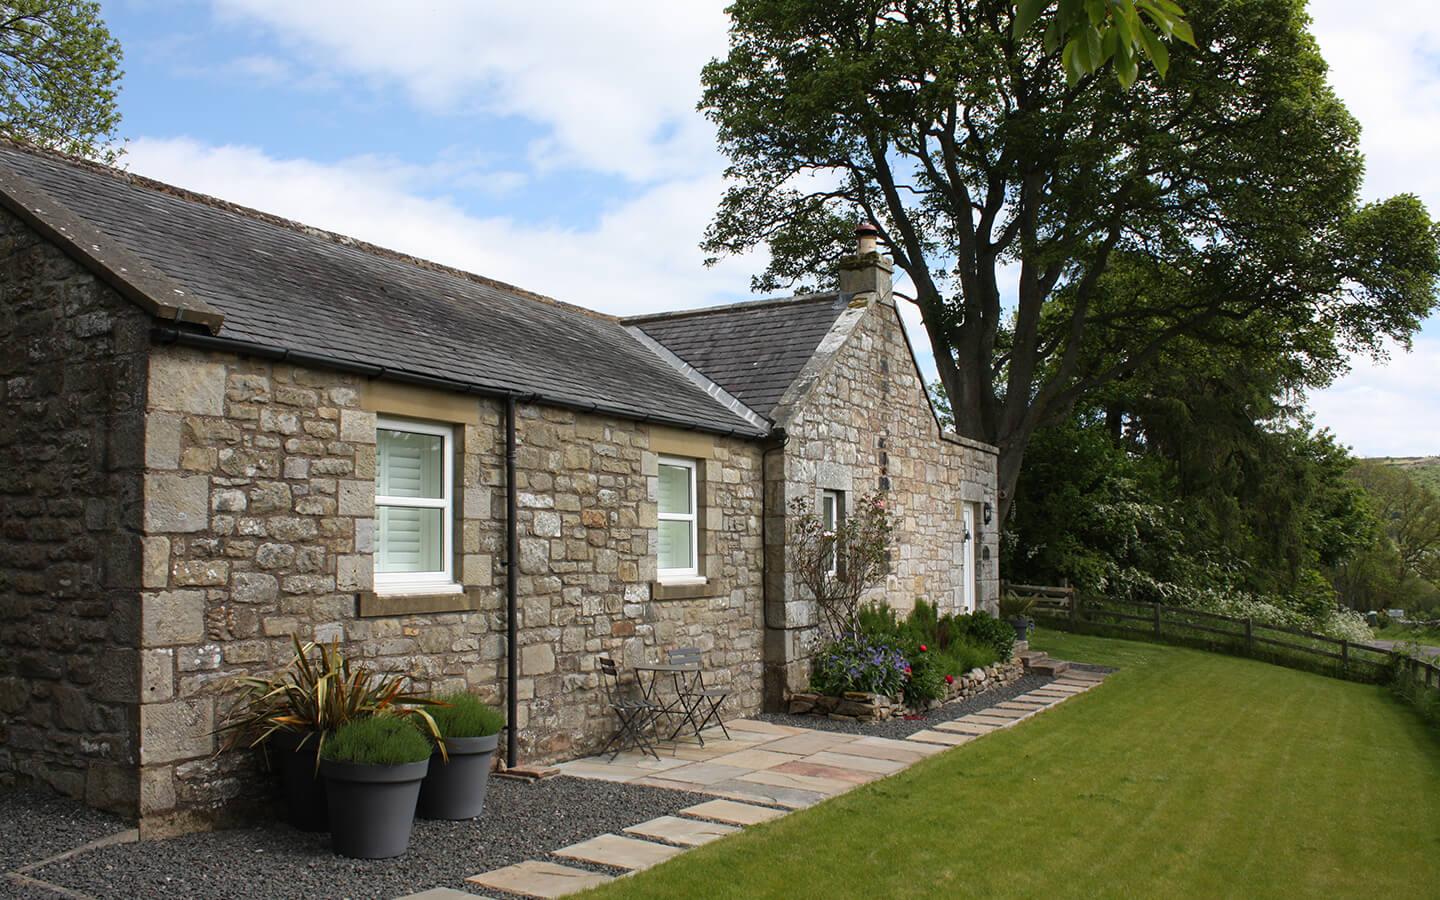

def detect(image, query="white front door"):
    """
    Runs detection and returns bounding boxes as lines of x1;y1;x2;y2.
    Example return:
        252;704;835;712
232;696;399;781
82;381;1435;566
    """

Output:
961;504;977;612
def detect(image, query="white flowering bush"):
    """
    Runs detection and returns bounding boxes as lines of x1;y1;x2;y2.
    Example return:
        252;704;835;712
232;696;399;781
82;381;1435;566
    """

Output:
1100;560;1370;642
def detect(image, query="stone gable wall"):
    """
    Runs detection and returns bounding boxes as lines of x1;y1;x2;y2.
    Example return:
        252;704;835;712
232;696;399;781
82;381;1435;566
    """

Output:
0;207;148;813
764;295;1000;701
138;345;765;833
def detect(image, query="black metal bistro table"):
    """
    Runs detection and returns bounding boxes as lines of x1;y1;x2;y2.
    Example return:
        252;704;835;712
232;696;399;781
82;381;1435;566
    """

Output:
633;661;703;741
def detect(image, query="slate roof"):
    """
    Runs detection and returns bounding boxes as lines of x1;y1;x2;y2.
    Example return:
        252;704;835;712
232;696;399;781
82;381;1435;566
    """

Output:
627;293;852;418
0;143;768;437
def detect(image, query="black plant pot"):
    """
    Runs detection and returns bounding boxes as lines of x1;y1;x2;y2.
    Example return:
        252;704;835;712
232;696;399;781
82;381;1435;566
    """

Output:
1009;617;1031;642
417;733;500;820
321;757;430;859
268;731;328;832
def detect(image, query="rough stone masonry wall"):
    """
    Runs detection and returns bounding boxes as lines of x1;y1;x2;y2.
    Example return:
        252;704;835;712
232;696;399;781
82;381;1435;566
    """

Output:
765;297;999;701
0;206;148;814
138;344;765;833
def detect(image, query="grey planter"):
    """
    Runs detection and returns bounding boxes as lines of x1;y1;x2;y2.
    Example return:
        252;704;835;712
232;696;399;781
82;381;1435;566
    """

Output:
320;757;430;859
268;730;328;832
1009;616;1031;642
417;733;500;820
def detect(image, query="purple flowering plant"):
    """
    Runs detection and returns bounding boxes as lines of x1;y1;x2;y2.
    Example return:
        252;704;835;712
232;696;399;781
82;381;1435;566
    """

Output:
809;633;909;698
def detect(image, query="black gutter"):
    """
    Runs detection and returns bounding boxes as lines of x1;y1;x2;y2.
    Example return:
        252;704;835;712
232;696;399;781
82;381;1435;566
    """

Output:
504;394;520;768
149;327;768;440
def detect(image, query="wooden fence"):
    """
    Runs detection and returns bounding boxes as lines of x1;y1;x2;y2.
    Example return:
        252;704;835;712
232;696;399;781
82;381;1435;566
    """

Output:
1022;590;1427;686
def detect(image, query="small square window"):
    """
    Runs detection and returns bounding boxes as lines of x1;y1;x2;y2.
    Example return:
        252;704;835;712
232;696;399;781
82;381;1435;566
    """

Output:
375;417;457;594
658;456;698;578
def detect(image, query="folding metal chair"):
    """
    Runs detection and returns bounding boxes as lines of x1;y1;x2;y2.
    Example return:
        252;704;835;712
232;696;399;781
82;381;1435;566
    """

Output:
597;656;661;760
665;646;732;744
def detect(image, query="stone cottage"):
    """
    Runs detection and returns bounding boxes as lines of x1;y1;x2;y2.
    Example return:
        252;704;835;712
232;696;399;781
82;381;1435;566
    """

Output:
0;141;998;834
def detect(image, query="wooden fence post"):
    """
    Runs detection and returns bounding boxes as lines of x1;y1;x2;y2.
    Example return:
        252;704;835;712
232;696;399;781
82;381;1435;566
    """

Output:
1069;590;1079;629
1153;603;1162;638
1245;618;1253;654
1341;639;1349;671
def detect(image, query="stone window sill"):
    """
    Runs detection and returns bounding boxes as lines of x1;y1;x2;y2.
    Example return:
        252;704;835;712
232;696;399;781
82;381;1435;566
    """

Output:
652;577;715;601
356;589;480;617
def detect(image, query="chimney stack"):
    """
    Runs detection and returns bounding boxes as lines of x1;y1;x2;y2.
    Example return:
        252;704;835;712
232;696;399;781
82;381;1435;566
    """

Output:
839;222;894;300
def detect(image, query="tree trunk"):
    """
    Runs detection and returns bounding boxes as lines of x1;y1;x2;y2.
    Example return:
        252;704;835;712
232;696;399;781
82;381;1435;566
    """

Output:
996;439;1026;527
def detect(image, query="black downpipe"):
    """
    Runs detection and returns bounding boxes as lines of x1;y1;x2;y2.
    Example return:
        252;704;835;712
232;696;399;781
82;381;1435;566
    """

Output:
505;395;519;768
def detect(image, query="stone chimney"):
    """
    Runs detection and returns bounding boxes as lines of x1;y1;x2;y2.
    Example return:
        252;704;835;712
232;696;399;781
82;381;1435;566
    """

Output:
838;222;894;301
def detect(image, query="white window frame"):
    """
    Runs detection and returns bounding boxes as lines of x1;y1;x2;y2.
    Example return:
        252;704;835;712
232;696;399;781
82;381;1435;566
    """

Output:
374;416;459;595
822;490;844;577
657;455;700;581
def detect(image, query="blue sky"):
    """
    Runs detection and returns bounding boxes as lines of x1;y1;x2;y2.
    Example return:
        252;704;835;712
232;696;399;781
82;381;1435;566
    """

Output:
100;1;1440;457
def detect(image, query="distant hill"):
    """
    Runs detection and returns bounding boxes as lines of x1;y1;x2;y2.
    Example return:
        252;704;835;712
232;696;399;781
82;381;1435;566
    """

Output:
1367;456;1440;494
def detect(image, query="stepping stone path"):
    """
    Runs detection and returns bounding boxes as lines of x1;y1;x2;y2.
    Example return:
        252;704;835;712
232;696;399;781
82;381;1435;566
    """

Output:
466;860;613;898
441;663;1107;898
681;798;787;825
625;815;740;846
555;833;685;870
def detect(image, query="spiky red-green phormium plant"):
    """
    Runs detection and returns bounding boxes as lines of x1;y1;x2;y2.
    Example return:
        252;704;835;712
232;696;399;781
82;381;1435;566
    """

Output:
215;634;444;767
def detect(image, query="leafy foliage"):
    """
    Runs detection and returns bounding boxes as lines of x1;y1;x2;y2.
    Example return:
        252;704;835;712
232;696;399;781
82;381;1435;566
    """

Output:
960;610;1018;662
809;633;910;697
702;0;1440;521
0;1;123;161
788;492;895;638
321;715;433;767
847;599;1008;704
429;692;505;739
1014;0;1195;88
216;635;442;764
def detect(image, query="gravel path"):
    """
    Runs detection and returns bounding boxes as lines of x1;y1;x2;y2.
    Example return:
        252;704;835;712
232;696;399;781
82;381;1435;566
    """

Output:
755;673;1055;740
27;776;712;900
0;790;130;876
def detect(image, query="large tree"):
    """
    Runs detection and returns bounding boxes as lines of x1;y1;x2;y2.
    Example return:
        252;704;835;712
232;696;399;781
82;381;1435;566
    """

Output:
700;0;1440;521
0;1;122;161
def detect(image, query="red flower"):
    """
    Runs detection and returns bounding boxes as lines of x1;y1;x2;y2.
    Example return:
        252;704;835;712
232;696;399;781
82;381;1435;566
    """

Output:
904;666;912;675
945;674;955;685
919;644;928;652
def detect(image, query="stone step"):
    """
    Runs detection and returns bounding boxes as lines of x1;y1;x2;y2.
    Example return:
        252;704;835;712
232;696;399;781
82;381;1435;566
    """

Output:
1028;657;1071;676
1017;650;1050;665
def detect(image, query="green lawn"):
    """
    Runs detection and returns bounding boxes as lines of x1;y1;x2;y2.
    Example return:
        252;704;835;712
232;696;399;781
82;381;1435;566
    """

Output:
588;631;1440;899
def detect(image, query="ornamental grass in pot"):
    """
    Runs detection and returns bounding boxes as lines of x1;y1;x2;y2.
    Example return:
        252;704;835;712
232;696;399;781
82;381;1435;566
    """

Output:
320;715;432;859
999;592;1037;642
215;635;440;831
417;692;506;820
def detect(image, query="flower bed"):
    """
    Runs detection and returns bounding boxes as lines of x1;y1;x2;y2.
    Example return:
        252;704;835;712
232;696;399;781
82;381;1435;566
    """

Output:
786;657;1024;722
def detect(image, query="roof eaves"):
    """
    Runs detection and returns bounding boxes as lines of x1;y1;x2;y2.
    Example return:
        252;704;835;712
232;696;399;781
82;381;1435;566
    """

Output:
0;162;226;334
154;325;771;441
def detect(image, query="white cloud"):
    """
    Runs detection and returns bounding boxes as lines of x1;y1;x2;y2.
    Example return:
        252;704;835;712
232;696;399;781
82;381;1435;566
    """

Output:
1306;335;1440;457
1302;1;1440;456
210;0;731;182
122;136;762;317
